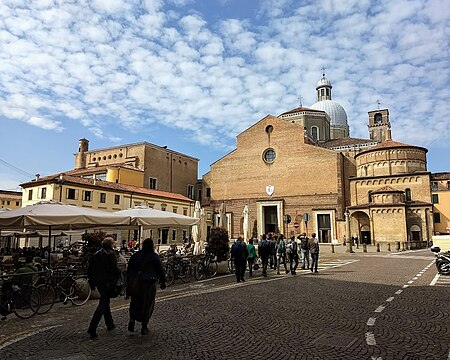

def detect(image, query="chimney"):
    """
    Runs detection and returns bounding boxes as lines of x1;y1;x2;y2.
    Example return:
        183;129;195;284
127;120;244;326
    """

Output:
35;174;40;181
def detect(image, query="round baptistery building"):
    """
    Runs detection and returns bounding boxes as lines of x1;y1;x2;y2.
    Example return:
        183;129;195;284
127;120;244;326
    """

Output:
355;140;428;178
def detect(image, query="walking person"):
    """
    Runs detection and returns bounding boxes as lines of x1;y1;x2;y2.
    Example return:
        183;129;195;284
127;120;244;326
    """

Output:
299;233;310;270
258;234;271;277
247;238;257;277
286;236;299;275
87;237;121;339
269;234;277;270
231;236;248;282
276;234;288;275
126;238;166;335
309;233;320;273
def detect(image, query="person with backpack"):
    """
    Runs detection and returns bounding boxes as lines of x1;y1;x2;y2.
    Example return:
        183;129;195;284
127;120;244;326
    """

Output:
231;237;249;282
299;233;310;270
258;234;271;277
87;237;121;339
276;234;288;275
287;236;299;275
247;238;257;277
309;233;320;273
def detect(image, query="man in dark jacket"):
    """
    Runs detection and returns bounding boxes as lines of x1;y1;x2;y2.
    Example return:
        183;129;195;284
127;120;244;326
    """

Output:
87;237;121;339
258;234;271;277
230;237;249;283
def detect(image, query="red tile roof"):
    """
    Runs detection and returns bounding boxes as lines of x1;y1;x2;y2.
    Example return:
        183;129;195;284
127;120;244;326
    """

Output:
321;137;377;149
279;106;326;116
0;193;22;200
431;172;450;180
20;174;193;202
355;140;428;157
65;163;144;176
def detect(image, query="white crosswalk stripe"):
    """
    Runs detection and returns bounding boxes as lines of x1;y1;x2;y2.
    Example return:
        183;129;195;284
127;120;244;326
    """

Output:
430;273;450;286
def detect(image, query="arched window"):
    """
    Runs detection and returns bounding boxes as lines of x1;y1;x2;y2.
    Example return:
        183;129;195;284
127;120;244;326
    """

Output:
374;113;382;124
311;126;319;140
368;191;372;203
405;188;412;202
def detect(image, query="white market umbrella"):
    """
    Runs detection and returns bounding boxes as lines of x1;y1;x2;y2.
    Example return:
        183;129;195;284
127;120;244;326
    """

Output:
199;208;207;253
0;201;131;229
192;201;200;255
243;205;249;243
218;202;227;230
115;206;199;227
0;201;131;265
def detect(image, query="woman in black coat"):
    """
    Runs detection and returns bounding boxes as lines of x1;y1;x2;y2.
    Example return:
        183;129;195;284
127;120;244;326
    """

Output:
126;238;166;335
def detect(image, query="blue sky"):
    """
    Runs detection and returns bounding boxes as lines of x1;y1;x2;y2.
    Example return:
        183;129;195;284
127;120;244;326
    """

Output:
1;0;449;191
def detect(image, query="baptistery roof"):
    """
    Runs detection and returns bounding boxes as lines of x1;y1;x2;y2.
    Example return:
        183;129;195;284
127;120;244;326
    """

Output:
310;100;348;127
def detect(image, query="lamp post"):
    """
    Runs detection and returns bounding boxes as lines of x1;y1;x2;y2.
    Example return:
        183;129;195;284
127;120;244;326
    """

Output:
344;210;354;253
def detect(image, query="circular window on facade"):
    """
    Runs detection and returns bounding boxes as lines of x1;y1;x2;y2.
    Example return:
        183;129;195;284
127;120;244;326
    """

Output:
265;125;273;134
263;148;276;164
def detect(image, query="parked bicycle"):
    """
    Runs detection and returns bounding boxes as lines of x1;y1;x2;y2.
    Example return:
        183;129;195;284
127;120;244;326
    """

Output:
194;253;218;280
163;255;193;286
34;266;91;314
0;273;41;319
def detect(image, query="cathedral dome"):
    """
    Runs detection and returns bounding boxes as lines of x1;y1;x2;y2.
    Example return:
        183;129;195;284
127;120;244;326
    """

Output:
310;100;348;127
316;76;332;89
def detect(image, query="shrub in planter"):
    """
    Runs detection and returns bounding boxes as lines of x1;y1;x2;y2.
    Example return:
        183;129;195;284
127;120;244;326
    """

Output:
208;227;230;261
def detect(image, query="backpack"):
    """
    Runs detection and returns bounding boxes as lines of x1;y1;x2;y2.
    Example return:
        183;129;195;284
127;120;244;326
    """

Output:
286;242;293;254
259;240;270;257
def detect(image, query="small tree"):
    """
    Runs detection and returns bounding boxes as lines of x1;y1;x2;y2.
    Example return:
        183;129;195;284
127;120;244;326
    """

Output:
82;230;107;254
208;227;230;261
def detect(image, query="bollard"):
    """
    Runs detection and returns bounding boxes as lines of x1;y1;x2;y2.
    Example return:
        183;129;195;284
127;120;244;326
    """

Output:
363;244;367;253
387;243;391;252
376;243;380;252
396;241;400;251
331;244;335;253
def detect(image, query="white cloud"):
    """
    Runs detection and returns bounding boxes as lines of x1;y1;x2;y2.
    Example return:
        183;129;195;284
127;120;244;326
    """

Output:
0;0;448;176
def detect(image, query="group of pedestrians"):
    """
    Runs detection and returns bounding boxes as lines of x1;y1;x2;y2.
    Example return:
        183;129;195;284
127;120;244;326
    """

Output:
230;232;321;281
87;237;166;339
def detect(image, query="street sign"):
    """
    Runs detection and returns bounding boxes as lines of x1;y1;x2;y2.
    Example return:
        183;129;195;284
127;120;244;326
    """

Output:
284;214;291;224
293;221;299;228
303;213;310;222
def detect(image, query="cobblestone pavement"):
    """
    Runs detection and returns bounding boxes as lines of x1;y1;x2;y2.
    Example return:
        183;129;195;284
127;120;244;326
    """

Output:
1;249;449;360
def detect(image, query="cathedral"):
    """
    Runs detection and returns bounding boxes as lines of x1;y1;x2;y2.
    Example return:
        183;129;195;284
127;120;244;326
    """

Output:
200;73;433;245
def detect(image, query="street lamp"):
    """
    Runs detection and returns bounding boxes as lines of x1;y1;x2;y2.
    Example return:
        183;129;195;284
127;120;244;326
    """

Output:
344;210;354;253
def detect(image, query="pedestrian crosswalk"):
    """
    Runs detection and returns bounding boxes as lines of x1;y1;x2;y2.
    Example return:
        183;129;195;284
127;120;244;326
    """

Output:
430;273;450;286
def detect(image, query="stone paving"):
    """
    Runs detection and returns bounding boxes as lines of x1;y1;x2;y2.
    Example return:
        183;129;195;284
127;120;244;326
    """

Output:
0;249;449;360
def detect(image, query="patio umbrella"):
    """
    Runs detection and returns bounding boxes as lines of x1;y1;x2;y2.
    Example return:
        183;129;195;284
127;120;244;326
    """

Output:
115;206;199;227
218;202;227;230
243;205;249;243
0;200;131;265
199;208;207;253
192;201;200;255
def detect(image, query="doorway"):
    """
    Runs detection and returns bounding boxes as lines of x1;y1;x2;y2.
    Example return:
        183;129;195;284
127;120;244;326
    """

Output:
361;231;371;245
264;206;278;234
317;214;331;243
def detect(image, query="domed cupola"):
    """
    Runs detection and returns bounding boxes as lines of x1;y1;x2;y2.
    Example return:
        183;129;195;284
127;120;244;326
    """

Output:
310;70;349;140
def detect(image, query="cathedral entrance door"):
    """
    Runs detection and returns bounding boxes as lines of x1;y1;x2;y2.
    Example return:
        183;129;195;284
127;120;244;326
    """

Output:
361;231;371;244
317;214;332;243
264;206;278;234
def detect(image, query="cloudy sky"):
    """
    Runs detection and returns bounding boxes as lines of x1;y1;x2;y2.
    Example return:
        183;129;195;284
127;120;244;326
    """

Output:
1;0;449;191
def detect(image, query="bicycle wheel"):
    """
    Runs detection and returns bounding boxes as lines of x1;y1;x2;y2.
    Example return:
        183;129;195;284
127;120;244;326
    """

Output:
69;277;91;306
165;265;175;286
180;263;192;283
208;261;218;278
35;283;56;314
13;286;40;319
194;263;205;280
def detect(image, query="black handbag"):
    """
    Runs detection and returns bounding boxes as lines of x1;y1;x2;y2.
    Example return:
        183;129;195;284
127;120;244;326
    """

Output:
106;279;124;298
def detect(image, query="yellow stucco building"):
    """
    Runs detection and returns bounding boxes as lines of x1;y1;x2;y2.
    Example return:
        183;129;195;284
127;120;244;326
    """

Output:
431;172;450;235
0;190;22;210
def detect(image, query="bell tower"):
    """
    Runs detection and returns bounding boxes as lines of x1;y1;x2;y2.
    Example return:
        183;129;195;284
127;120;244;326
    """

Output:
368;106;391;143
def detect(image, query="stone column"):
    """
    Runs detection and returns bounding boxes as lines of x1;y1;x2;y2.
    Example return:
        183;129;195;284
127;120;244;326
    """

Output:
345;211;353;253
